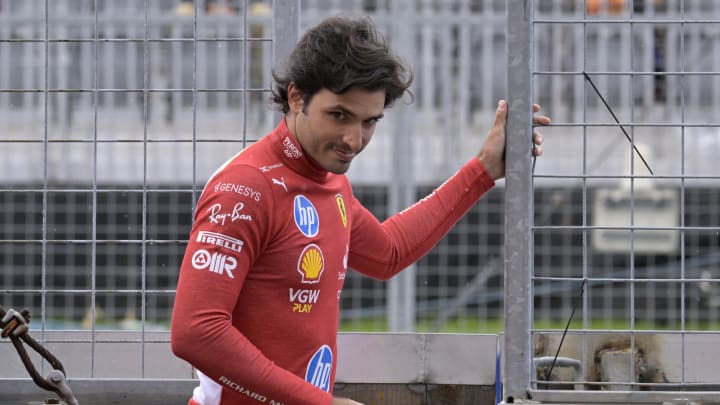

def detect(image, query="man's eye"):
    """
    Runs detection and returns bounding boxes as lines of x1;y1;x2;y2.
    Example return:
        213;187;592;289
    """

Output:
331;111;345;120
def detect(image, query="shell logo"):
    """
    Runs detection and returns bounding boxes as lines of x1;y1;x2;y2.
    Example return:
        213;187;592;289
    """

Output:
297;244;324;284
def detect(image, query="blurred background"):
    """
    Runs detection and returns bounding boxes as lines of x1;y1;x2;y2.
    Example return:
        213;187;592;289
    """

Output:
1;0;719;336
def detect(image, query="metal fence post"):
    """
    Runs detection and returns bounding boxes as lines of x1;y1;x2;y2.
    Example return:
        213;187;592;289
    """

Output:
387;0;416;333
272;0;300;124
503;0;533;402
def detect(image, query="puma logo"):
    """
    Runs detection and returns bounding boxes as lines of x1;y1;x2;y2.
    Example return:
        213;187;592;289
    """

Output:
272;177;287;192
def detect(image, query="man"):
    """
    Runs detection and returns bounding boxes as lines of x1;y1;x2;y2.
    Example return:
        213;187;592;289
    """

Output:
171;16;549;405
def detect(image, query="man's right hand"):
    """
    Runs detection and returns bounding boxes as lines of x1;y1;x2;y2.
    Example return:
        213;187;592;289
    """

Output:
332;397;364;405
476;99;550;181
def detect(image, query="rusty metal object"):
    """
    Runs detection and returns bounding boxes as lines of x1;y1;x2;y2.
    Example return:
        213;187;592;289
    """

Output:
0;306;79;405
1;308;29;339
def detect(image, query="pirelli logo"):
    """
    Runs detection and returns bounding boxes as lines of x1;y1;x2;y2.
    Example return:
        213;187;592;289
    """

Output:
197;231;244;253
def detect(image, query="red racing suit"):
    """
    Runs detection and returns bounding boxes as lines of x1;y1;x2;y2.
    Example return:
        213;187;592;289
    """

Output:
171;119;495;405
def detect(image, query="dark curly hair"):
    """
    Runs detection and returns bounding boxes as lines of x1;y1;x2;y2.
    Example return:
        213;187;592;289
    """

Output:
271;16;413;113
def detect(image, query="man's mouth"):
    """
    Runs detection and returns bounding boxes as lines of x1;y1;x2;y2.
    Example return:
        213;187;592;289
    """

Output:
333;147;355;162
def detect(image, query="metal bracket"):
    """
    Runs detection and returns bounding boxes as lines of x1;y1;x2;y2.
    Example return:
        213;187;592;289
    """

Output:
0;306;79;405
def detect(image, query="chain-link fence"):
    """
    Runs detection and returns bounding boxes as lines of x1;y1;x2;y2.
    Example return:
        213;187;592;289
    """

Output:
2;0;720;401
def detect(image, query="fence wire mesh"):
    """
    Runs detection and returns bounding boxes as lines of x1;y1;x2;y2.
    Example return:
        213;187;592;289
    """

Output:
1;1;720;401
504;0;720;402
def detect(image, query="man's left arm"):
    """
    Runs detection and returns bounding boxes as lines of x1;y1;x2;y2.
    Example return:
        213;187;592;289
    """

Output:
347;158;494;280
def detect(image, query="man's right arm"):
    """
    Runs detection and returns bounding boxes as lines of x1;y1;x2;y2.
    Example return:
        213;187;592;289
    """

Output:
170;167;332;405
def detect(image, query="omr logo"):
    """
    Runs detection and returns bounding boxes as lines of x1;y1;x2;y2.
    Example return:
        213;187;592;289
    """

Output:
293;195;319;237
191;249;237;279
305;345;332;392
297;244;324;284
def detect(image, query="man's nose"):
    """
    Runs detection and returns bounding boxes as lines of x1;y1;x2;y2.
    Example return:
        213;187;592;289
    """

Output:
343;124;363;152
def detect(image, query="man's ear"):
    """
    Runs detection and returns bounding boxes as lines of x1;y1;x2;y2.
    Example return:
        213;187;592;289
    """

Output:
287;83;304;114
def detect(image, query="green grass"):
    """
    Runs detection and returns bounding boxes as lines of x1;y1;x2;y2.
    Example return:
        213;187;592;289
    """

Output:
340;317;720;334
339;317;506;333
41;315;720;334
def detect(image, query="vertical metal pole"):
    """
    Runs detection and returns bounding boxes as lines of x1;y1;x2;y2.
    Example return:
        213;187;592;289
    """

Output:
272;0;301;124
503;0;533;401
91;0;99;377
242;3;248;146
679;0;687;385
191;0;198;207
41;0;49;354
387;0;416;333
141;0;149;378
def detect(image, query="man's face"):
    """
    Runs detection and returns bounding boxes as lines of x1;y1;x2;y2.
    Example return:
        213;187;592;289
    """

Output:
289;86;386;174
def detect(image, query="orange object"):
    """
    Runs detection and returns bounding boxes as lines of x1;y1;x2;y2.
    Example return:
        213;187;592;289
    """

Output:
587;0;626;14
207;3;237;16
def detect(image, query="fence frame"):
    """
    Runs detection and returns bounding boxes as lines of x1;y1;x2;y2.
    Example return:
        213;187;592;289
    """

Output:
502;1;720;403
502;0;535;402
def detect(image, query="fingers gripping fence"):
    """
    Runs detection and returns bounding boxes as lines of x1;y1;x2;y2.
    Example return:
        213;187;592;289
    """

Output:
504;0;720;404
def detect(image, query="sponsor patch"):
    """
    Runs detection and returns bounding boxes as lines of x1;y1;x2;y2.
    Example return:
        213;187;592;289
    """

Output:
218;376;274;403
272;177;288;192
283;136;302;159
289;288;320;313
335;194;347;228
259;162;283;173
196;231;244;253
207;202;253;225
338;245;348;281
191;249;236;279
342;245;348;271
305;345;333;392
213;183;262;202
297;244;324;284
293;195;319;237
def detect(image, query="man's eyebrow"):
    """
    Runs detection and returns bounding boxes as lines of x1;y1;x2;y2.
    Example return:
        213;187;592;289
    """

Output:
329;105;384;121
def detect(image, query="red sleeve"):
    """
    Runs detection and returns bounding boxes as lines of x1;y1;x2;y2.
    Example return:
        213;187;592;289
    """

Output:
348;158;495;280
170;165;332;405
